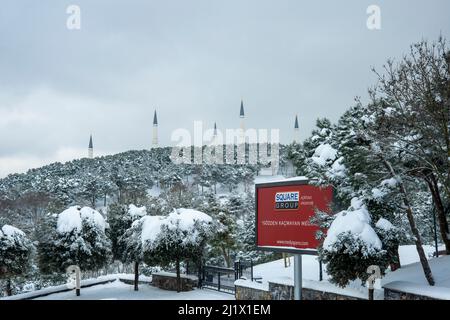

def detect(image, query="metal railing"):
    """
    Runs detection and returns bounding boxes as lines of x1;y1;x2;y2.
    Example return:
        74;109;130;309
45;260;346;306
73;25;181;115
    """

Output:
199;259;257;294
201;265;236;294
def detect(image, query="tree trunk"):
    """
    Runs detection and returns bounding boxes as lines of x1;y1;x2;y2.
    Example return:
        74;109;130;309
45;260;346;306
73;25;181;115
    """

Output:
390;246;401;272
221;246;231;268
426;174;450;254
6;278;12;296
197;260;203;288
176;257;181;293
134;261;139;291
382;158;435;285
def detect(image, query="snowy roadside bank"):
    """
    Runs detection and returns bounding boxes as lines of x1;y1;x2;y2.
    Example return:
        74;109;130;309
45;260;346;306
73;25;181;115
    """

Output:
0;274;152;300
235;245;449;300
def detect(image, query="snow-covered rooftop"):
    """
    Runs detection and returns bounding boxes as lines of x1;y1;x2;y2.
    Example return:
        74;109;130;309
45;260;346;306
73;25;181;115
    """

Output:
255;176;309;185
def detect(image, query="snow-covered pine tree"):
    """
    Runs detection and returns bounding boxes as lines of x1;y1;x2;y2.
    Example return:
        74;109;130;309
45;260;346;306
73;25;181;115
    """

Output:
319;198;390;288
116;204;147;290
142;209;213;292
358;98;436;285
38;206;111;275
371;38;450;254
0;225;34;296
209;209;238;268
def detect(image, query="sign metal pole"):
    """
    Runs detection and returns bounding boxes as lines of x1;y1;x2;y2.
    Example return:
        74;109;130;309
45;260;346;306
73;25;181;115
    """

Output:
294;254;302;300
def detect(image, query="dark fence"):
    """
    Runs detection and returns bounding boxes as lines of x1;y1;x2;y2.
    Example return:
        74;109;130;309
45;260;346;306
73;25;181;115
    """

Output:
235;259;260;281
201;266;236;294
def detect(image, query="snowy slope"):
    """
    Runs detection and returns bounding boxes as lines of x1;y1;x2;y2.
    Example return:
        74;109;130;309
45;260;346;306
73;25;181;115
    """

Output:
381;255;450;299
239;245;447;300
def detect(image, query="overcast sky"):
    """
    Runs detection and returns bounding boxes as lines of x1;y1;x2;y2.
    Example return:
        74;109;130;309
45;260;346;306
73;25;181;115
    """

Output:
0;0;449;177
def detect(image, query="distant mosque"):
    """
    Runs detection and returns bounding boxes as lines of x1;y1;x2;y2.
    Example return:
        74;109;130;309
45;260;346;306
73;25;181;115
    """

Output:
86;100;298;176
88;134;94;159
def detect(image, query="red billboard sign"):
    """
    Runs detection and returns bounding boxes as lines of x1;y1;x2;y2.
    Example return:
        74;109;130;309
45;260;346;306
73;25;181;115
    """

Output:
256;179;333;254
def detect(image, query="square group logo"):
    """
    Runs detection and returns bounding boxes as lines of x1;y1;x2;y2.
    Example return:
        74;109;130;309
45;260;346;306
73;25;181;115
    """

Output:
274;191;299;210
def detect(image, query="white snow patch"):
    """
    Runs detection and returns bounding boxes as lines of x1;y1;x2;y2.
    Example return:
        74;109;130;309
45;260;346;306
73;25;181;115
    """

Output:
235;279;269;291
128;204;147;219
376;218;394;231
141;208;212;246
147;185;161;197
80;207;106;231
381;178;398;188
166;208;212;231
371;188;385;199
311;144;337;166
141;215;164;244
330;157;346;177
1;225;25;237
323;198;382;251
57;206;106;233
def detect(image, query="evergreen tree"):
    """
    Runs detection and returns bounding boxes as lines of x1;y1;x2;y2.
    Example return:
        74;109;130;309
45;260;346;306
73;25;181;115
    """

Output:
38;206;112;274
0;225;34;296
142;209;212;292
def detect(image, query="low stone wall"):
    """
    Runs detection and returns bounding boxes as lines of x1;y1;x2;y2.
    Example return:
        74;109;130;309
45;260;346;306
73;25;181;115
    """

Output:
152;272;198;292
302;287;363;300
236;281;365;300
269;282;294;300
235;285;272;300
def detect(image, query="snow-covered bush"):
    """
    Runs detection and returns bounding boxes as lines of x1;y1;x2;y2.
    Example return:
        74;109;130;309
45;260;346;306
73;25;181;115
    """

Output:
109;203;147;262
0;224;34;295
38;206;112;274
319;198;389;287
116;204;150;290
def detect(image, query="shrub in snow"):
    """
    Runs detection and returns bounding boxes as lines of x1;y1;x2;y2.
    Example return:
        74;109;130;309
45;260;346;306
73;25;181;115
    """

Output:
141;208;213;292
208;211;238;268
108;203;147;262
0;225;34;296
319;198;389;287
197;193;239;268
38;206;111;274
117;205;150;291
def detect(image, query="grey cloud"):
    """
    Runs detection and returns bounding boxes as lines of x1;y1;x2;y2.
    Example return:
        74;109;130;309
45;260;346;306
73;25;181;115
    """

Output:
0;0;449;176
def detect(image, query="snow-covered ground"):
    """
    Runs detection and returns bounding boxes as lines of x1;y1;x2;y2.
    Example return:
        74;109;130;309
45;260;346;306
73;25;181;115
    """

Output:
33;279;233;300
381;254;450;300
237;244;448;300
241;254;380;299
